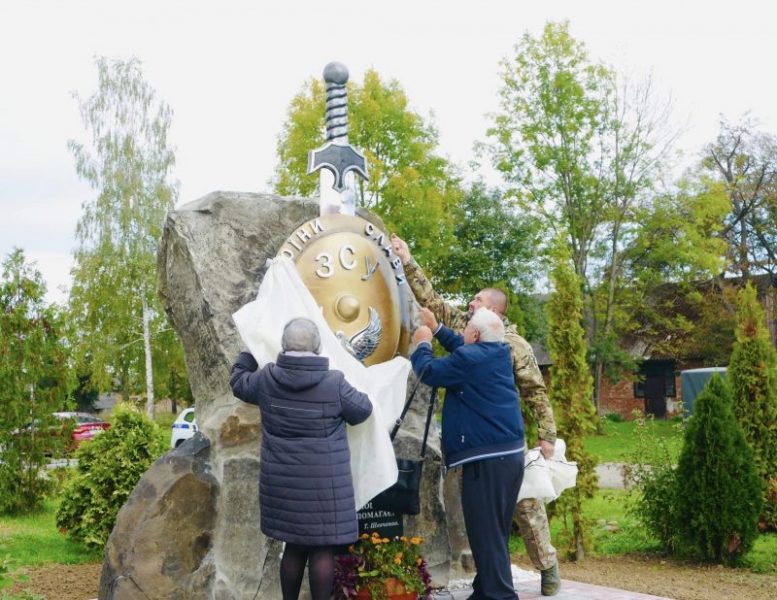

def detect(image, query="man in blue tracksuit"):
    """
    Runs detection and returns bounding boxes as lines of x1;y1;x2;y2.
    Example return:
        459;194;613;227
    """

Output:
411;307;525;600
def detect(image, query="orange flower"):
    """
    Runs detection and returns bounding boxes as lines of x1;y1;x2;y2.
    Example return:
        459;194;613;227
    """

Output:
410;536;422;545
394;552;403;565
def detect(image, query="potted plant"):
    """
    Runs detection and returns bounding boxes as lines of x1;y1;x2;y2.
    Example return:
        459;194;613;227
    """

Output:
333;532;433;599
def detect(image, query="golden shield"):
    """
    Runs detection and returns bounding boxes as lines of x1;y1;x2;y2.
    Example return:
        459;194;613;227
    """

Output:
277;214;410;366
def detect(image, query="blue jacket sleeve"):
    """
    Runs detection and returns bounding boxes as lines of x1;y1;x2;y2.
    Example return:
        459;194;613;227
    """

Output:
435;325;464;353
229;351;262;405
338;374;373;425
411;344;468;388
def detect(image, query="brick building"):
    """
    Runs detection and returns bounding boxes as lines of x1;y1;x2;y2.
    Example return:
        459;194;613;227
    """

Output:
531;274;776;420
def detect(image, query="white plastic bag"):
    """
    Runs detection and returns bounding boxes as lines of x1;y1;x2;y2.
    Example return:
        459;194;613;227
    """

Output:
518;438;578;503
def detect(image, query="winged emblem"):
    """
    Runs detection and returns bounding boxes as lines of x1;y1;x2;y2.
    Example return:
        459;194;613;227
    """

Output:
335;307;382;362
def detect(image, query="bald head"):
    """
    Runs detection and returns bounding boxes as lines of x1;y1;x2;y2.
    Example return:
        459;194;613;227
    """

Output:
468;287;509;318
482;288;508;315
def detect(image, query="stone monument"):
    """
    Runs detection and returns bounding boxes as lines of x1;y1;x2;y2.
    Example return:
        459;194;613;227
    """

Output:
98;63;469;599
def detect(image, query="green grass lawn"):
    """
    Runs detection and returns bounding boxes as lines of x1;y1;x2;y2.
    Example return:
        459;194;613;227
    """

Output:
510;488;777;576
510;489;660;557
0;501;100;568
0;500;101;591
583;417;684;463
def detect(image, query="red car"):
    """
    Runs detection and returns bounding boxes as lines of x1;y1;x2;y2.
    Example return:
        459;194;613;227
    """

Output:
53;412;110;450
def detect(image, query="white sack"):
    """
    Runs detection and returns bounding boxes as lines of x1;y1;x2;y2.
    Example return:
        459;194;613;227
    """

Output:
518;438;579;503
232;256;411;509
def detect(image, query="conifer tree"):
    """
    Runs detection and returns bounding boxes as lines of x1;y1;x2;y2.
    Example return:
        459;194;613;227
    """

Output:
728;283;777;529
546;241;597;560
674;374;763;563
0;249;72;513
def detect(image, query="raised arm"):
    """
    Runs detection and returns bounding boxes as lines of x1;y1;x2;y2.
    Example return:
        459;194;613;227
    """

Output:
338;374;373;426
434;324;464;353
410;340;468;389
391;234;468;332
229;351;262;406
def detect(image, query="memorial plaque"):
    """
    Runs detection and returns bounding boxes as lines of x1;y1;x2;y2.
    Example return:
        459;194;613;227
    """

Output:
357;501;403;538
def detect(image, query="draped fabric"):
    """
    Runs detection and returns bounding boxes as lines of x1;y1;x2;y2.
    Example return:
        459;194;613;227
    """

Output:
233;256;410;509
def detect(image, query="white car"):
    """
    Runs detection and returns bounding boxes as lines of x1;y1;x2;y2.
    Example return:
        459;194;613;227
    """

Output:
170;407;198;448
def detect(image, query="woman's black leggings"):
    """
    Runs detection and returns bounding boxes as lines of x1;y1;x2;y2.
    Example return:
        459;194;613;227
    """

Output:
279;543;335;600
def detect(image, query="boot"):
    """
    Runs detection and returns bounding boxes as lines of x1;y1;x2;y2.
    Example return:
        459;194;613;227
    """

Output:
540;561;560;596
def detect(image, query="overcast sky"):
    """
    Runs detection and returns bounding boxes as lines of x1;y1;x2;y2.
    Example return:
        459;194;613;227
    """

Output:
2;0;776;304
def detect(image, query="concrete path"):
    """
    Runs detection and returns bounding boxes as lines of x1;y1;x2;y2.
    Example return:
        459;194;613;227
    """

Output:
595;462;628;489
431;566;673;600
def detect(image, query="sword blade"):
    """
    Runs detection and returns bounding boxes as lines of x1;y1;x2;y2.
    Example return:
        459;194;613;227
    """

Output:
319;170;357;216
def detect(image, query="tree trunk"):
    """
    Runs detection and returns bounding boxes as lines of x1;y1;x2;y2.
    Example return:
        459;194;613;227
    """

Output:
573;489;586;560
593;222;621;414
142;298;155;419
593;361;604;416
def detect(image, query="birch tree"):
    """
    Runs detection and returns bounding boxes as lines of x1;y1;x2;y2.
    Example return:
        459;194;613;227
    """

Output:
487;22;677;409
69;57;178;418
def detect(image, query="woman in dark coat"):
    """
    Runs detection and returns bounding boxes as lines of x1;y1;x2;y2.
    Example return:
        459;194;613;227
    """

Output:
230;317;373;600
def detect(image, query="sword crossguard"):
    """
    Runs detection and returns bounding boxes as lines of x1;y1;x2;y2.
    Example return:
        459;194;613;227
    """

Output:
307;62;369;193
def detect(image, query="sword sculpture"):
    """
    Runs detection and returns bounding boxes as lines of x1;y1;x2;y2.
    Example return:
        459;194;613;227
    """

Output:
307;62;368;216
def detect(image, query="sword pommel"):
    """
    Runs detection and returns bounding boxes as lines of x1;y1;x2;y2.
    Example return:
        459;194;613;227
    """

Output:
323;62;349;85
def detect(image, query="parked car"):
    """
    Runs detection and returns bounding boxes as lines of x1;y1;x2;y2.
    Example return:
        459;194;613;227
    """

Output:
9;412;110;455
171;407;198;448
53;412;111;451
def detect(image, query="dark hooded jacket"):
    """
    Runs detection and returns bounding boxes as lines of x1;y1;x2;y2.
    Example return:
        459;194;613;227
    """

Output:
230;351;372;545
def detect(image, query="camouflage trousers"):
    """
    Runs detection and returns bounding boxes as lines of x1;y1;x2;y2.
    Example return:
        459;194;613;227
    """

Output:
514;497;557;571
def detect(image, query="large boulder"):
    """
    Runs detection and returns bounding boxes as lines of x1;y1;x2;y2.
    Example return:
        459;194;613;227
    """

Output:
99;434;218;599
99;192;461;599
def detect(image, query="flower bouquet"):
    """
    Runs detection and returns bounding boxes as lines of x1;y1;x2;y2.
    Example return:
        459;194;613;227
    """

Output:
333;532;433;599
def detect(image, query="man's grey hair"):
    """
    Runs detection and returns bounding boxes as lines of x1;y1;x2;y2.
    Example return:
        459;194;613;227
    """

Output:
281;317;322;354
469;307;505;343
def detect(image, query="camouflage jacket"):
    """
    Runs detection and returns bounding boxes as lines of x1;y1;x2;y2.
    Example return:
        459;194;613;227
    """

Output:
404;259;557;443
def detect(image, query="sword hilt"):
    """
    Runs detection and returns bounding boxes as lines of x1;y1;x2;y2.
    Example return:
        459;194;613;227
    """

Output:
323;62;349;144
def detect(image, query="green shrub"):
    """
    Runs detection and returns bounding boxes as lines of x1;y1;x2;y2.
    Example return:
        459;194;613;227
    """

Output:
626;413;680;552
674;374;763;564
55;403;166;549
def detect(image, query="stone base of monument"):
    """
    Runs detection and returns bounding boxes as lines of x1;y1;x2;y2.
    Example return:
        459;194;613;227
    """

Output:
98;192;468;599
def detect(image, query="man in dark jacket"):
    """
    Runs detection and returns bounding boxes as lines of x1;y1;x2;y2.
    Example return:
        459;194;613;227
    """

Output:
230;317;373;600
392;232;560;595
411;307;525;600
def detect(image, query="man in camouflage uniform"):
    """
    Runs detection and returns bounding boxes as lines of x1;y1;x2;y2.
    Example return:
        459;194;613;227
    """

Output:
391;234;561;597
